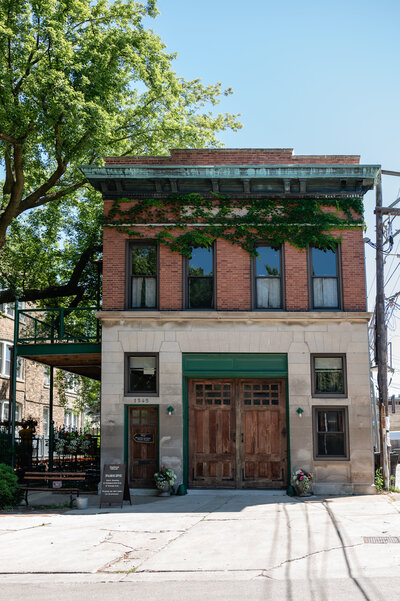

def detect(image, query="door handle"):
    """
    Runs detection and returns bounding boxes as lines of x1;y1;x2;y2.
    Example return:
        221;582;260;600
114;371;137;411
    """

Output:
241;433;244;443
233;433;236;442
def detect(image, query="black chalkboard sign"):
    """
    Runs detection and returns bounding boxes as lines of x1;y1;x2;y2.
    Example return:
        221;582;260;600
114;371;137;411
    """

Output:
99;464;132;508
133;433;154;443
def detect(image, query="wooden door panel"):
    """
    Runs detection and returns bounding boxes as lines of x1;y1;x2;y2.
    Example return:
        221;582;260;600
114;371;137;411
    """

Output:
189;379;235;487
240;379;287;489
129;406;158;487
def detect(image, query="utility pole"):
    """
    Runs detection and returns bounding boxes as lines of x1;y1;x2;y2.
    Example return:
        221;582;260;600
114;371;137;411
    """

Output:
375;174;390;489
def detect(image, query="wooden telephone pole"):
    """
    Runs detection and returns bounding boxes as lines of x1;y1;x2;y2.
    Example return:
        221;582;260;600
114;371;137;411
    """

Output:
375;174;390;489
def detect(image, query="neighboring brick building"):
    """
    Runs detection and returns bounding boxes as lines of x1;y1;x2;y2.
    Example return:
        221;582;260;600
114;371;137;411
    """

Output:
0;304;83;440
83;148;379;494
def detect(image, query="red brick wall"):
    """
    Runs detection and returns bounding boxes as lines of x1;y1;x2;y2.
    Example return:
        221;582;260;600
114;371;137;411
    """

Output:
341;229;367;311
159;245;183;310
102;146;366;312
216;240;251;310
102;227;126;310
102;225;366;312
105;148;360;166
284;243;309;311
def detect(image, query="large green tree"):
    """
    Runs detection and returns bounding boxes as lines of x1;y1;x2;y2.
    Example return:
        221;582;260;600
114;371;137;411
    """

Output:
0;0;240;304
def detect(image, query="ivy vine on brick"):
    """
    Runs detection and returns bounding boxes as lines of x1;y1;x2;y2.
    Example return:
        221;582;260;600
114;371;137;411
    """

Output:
104;194;364;256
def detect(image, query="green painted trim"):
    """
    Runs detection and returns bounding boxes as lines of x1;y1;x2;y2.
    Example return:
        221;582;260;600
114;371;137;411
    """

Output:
182;377;188;489
285;382;292;494
124;405;129;465
16;342;101;357
81;164;380;181
182;353;288;377
124;404;160;481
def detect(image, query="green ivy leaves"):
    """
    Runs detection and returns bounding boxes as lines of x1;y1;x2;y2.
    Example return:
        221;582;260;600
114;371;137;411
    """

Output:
105;193;364;255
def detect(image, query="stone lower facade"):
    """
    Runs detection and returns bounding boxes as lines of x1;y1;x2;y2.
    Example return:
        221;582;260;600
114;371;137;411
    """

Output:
100;311;374;495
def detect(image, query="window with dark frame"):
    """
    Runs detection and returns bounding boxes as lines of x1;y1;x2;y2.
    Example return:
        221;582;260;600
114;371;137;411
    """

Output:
254;245;282;309
126;355;158;395
187;247;214;309
130;244;157;309
312;355;346;396
310;246;340;309
314;408;348;458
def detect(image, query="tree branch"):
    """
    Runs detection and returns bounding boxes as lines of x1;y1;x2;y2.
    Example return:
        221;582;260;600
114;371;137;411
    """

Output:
0;244;102;304
22;180;87;210
0;132;18;144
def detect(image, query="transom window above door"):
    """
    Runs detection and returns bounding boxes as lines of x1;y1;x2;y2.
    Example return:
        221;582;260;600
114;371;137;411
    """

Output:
254;246;282;309
187;246;214;309
126;354;158;395
129;244;157;309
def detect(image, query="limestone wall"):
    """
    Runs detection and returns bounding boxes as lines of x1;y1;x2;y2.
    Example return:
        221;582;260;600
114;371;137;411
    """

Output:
100;313;373;493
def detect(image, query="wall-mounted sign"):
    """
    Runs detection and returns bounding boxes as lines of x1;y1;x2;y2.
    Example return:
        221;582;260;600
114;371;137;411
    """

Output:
99;464;132;508
133;433;154;443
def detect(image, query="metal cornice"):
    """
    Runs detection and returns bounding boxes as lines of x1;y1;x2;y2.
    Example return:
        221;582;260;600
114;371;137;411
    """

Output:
80;164;381;181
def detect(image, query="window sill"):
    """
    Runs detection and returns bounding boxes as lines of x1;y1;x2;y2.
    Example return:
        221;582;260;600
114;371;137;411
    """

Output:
124;392;159;398
99;310;372;321
313;457;350;462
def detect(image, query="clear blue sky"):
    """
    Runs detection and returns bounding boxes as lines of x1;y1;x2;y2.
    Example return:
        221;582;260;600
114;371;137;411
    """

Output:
149;0;400;392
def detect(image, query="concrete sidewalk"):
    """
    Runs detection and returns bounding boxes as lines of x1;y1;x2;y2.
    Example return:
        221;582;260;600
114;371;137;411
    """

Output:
0;490;400;600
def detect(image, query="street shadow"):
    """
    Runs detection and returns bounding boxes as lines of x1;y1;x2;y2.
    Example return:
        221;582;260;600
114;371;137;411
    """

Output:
323;500;384;601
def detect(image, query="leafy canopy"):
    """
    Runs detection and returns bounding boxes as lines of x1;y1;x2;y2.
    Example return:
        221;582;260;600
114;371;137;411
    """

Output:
0;0;240;303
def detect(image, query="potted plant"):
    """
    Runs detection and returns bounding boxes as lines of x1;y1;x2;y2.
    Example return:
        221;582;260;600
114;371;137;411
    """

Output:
154;466;177;496
291;468;313;496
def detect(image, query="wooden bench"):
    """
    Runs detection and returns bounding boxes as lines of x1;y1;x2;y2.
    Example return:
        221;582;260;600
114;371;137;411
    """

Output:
21;472;86;507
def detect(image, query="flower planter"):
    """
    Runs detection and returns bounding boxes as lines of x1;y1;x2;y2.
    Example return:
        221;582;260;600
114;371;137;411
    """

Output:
156;481;171;496
291;468;313;497
294;482;312;497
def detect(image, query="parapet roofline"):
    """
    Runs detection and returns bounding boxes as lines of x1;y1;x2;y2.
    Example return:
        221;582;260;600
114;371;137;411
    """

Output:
102;148;362;166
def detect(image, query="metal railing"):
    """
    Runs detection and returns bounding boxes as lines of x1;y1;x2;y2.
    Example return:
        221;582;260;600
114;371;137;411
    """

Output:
17;306;101;345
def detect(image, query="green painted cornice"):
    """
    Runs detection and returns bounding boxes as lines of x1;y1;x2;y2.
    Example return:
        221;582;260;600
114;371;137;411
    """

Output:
81;164;380;181
80;163;380;199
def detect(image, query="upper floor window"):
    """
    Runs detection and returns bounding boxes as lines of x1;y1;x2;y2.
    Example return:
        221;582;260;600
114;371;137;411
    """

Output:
65;372;79;394
129;244;157;309
0;341;23;379
44;366;50;387
310;246;340;309
0;400;22;423
43;407;50;436
0;301;25;320
254;246;282;309
187;247;214;309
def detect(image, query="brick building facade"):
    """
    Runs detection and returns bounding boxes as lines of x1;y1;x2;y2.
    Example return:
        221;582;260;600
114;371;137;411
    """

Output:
83;148;379;494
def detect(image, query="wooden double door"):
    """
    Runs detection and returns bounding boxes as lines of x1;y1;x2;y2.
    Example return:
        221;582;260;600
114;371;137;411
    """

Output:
188;379;287;489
